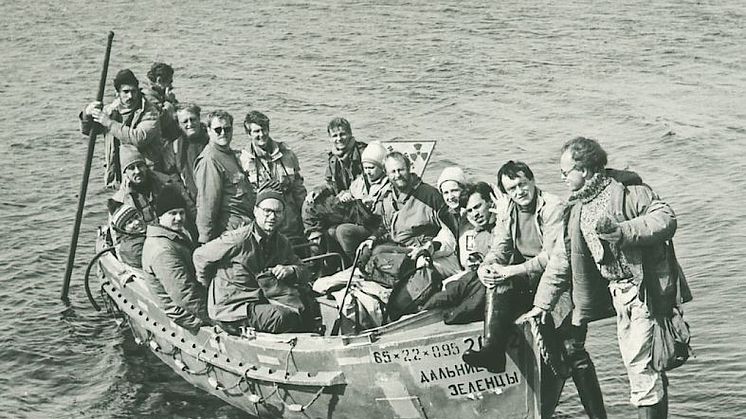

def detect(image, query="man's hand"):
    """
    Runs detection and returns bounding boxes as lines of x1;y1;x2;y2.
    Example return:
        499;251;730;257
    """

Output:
85;101;103;116
270;265;294;281
477;263;509;288
357;238;374;254
515;306;548;325
596;215;623;244
305;190;319;204
337;190;353;203
493;264;525;280
90;107;113;128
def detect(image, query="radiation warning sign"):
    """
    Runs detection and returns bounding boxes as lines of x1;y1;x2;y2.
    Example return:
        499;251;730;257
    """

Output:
381;140;436;177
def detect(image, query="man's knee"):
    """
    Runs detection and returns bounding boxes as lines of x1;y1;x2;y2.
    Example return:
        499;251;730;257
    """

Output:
248;304;302;333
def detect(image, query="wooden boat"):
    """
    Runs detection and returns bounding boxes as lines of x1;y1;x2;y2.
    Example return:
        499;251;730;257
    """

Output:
92;228;565;418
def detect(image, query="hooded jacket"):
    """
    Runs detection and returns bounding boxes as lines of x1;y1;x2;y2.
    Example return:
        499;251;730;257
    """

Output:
141;224;208;331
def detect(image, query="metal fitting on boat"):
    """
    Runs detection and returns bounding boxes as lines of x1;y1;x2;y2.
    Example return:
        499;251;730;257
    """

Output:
149;340;161;352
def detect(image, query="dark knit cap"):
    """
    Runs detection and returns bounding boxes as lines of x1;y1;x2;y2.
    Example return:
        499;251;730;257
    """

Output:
155;185;187;216
255;180;285;207
114;69;139;90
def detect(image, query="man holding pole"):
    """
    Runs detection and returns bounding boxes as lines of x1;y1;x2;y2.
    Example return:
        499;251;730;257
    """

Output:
80;68;162;189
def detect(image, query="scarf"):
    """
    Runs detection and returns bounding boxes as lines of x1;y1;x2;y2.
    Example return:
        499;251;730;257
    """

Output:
572;173;633;282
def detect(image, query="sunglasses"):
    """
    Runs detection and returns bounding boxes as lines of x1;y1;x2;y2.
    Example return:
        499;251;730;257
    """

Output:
212;125;233;135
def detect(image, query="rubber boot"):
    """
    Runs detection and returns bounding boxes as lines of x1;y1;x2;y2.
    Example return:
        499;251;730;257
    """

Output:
462;287;514;373
572;361;607;419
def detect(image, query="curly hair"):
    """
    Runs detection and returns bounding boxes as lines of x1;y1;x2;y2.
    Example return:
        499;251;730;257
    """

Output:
460;181;494;208
146;62;174;83
206;110;233;127
244;110;270;131
496;160;535;194
561;136;608;173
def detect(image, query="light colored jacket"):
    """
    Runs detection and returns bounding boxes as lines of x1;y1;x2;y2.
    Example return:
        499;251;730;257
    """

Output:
80;96;162;189
534;178;684;324
484;188;566;287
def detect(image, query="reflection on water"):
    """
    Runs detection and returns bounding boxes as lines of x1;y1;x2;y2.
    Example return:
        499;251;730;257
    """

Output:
1;0;745;417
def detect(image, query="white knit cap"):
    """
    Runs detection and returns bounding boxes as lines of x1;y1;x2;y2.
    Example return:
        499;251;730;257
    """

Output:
361;141;388;168
437;166;467;191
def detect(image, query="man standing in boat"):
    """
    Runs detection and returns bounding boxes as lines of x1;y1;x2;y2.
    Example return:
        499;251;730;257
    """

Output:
80;68;162;189
462;160;606;418
239;111;306;238
170;103;209;201
193;185;315;335
194;110;256;244
142;62;180;145
518;137;689;418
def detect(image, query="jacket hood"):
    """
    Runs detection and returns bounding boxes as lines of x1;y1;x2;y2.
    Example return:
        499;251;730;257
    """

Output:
605;168;643;186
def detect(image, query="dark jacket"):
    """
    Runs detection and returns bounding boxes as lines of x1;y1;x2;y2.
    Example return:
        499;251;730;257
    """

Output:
117;231;145;268
160;127;209;201
141;225;208;331
192;222;310;323
111;171;196;227
324;141;367;194
194;142;256;243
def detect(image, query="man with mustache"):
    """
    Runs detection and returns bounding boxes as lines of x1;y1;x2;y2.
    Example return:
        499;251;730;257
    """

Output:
80;68;162;189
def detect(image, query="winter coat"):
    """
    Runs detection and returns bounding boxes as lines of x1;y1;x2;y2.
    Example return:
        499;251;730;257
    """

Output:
111;171;196;227
192;222;310;323
194;142;256;243
80;96;162;189
141;225;208;331
141;85;180;143
117;231;145;268
534;175;691;324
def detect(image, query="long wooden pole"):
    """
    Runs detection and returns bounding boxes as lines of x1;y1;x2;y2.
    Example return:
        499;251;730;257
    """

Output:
61;31;115;303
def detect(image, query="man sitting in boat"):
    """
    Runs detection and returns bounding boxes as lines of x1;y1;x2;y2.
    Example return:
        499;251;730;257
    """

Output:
423;181;500;324
80;68;162;189
194;110;256;244
142;185;209;332
301;141;390;264
193;185;317;335
238;111;306;238
110;145;195;231
302;117;368;255
167;103;209;202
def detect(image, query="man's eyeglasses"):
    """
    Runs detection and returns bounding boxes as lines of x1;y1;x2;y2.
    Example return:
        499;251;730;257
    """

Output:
257;206;283;217
213;126;233;135
560;165;580;178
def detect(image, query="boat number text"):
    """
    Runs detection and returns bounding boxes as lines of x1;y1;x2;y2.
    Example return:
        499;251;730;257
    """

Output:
372;337;484;364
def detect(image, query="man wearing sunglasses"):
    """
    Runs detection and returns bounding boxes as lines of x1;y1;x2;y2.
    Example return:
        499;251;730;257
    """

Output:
194;110;256;244
194;186;316;334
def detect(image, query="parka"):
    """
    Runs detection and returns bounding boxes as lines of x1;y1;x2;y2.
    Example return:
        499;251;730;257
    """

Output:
141;224;208;331
324;141;368;194
534;176;691;325
194;142;256;243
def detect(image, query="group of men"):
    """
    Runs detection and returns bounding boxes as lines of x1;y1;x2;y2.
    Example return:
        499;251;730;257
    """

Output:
82;63;688;419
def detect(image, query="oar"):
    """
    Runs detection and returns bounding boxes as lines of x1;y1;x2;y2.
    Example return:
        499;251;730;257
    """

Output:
330;249;362;336
60;31;115;304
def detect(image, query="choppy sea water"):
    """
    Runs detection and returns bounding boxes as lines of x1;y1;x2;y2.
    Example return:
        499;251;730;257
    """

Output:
1;0;745;417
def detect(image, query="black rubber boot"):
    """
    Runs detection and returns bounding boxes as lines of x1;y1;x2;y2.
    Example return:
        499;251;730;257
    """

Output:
572;361;607;419
462;287;514;373
637;380;668;419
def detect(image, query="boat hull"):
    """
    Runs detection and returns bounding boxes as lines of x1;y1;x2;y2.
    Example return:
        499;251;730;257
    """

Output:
96;236;563;418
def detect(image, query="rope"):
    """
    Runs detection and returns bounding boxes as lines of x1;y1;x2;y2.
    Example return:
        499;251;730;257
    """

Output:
84;247;115;311
528;317;569;378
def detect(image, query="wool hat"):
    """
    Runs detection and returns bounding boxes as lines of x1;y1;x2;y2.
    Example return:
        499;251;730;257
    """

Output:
437;166;467;191
255;181;286;207
114;68;139;90
120;145;146;171
111;204;140;232
361;141;388;168
155;185;187;217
